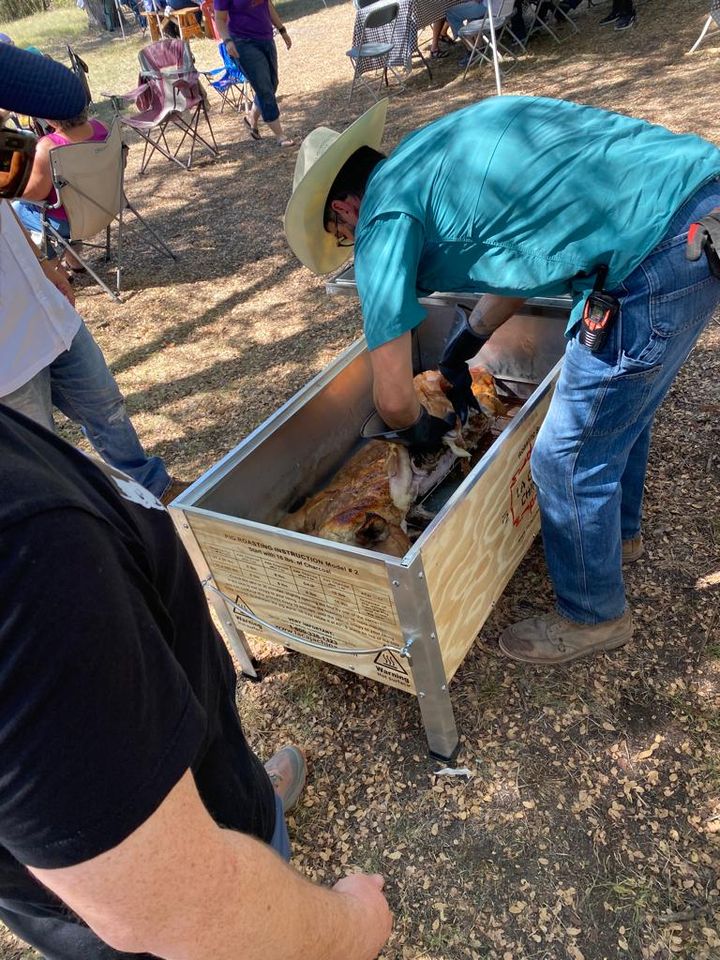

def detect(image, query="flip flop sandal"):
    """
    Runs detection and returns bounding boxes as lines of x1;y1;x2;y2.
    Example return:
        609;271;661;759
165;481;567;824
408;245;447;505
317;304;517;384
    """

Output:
276;137;296;148
430;47;448;58
243;115;260;140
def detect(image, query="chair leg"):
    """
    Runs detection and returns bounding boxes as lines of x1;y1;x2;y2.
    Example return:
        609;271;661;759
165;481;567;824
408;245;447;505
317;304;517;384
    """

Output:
124;199;177;260
116;205;123;295
169;106;219;170
348;62;358;102
47;226;121;303
414;43;433;80
689;15;713;54
552;1;579;32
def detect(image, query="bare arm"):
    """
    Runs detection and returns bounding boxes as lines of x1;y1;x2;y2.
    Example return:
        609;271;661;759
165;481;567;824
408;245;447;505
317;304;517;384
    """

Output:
9;202;75;306
30;769;392;960
214;8;233;46
20;137;53;203
268;1;291;48
466;294;527;339
369;331;420;429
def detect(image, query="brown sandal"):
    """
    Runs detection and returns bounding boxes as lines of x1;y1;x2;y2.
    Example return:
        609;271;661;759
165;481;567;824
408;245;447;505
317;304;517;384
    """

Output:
243;115;260;140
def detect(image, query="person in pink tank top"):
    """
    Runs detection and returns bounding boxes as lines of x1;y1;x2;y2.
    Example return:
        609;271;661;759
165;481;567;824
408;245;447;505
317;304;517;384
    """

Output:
12;107;108;271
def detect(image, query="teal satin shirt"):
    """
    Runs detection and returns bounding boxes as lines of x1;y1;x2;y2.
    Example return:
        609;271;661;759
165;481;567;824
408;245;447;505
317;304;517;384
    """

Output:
354;96;720;350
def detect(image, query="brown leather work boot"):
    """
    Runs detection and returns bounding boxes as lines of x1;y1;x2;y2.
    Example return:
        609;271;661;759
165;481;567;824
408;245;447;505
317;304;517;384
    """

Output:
264;745;307;814
499;609;634;665
160;477;190;506
622;535;644;564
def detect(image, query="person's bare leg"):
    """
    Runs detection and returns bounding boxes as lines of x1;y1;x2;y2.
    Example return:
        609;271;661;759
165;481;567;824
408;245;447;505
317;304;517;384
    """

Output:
267;117;295;147
430;19;443;55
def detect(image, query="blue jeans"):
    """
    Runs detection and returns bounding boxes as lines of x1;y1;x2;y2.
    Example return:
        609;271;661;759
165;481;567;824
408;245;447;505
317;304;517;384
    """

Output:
1;322;170;498
12;199;70;260
446;1;487;37
230;36;279;123
270;790;291;861
531;178;720;624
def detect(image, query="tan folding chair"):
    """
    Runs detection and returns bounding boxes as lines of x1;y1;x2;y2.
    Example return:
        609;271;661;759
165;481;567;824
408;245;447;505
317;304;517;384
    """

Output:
35;120;176;301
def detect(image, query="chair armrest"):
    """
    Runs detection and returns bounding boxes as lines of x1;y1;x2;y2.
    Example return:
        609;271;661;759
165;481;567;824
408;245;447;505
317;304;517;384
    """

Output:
141;67;185;81
101;82;150;101
201;67;225;77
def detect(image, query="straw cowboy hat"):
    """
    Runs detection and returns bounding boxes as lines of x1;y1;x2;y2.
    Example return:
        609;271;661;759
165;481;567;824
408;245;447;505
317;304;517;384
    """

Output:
284;99;388;276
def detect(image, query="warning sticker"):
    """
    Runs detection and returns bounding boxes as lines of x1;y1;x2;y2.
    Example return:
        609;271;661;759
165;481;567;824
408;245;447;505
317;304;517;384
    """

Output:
190;520;414;690
509;442;537;528
374;649;408;675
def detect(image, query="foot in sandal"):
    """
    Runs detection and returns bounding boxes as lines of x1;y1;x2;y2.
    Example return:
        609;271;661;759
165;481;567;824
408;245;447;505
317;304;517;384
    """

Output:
243;115;260;140
276;137;296;148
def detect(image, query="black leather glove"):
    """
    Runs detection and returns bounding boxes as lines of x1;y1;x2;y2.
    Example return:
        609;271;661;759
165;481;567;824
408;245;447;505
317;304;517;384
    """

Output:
686;208;720;278
438;306;488;424
361;406;455;456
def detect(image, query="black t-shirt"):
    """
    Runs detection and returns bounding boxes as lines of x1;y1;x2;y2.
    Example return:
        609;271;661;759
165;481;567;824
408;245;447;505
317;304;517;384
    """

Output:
0;406;275;920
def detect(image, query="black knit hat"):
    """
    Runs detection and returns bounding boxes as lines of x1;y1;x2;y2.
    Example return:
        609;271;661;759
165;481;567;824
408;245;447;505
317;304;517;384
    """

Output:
0;43;87;120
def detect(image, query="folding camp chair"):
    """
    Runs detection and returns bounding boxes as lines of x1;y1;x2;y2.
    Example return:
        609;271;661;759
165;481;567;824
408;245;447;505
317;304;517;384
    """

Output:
689;0;720;52
346;0;403;102
458;0;524;80
106;39;219;174
524;0;563;42
201;42;252;113
29;120;176;301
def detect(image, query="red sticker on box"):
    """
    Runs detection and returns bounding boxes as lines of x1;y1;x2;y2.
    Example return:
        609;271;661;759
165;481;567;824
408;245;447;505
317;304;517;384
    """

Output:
510;445;537;527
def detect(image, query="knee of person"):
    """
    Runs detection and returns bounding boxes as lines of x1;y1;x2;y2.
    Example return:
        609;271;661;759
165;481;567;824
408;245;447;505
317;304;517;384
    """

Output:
108;397;128;423
530;435;558;489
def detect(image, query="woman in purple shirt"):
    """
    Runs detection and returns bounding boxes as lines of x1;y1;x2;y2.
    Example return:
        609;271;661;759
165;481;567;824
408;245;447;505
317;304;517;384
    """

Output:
214;0;294;147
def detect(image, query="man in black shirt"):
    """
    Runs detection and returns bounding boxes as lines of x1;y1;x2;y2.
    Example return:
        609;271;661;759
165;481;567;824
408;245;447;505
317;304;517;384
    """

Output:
0;48;392;960
0;403;392;960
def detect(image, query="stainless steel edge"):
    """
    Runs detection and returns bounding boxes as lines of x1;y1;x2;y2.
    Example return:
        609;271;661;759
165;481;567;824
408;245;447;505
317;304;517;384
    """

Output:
171;336;370;510
176;504;408;570
169;505;258;678
392;556;459;760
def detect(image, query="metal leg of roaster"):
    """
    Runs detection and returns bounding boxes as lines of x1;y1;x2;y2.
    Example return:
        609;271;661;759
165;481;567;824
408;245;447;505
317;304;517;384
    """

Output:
392;561;459;761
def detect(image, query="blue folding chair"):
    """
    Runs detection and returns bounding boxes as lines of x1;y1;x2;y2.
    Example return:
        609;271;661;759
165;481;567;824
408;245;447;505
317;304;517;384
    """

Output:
202;42;252;114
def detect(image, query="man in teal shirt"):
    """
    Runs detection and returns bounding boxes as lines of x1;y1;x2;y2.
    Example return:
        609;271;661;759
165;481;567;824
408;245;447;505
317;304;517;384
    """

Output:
285;96;720;665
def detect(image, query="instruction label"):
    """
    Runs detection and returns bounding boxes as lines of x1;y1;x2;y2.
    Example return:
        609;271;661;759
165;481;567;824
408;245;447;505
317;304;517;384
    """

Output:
192;520;414;692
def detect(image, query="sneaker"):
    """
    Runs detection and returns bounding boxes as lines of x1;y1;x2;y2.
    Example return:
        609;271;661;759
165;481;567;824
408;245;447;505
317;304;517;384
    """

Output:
614;13;636;29
264;744;307;814
622;535;644;564
160;477;190;506
599;11;620;24
498;609;634;665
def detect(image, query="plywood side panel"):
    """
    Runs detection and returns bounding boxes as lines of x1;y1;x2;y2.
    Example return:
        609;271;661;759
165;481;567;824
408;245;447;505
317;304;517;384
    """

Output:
187;515;415;694
420;382;557;681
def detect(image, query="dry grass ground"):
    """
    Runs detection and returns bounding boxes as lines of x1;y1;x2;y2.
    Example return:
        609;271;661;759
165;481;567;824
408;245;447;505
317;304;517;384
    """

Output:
1;0;719;957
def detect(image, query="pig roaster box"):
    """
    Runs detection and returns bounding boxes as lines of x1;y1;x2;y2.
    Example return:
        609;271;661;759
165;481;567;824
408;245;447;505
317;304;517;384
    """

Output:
170;297;570;759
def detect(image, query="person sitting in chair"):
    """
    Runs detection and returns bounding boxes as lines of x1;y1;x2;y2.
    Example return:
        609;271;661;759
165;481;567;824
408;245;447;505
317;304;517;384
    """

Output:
12;106;108;273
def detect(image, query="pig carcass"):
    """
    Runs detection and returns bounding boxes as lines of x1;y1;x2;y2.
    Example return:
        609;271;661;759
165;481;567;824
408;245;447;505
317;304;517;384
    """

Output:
279;368;503;557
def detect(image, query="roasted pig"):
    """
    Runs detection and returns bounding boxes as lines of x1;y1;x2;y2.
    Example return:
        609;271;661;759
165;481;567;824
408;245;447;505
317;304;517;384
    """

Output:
280;368;504;556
